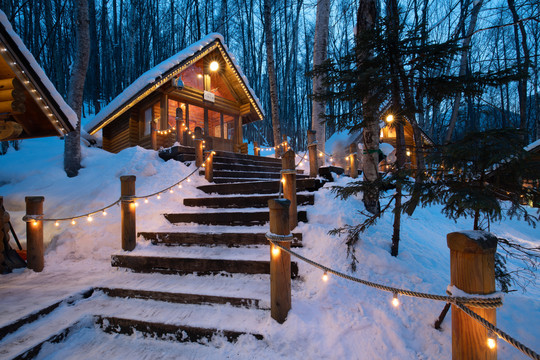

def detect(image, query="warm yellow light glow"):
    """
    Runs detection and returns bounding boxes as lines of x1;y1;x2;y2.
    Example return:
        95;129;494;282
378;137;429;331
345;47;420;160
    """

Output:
212;151;216;155
330;157;333;162
202;163;206;167
157;194;161;200
386;114;394;123
178;184;182;189
197;74;203;79
170;189;174;193
322;272;328;282
487;337;496;350
102;210;107;216
71;219;76;225
209;61;219;71
380;129;384;138
87;216;93;222
345;156;349;161
406;150;411;157
144;198;149;203
281;178;285;184
32;220;38;226
392;294;400;307
55;221;59;227
272;245;280;257
192;135;195;139
187;178;191;183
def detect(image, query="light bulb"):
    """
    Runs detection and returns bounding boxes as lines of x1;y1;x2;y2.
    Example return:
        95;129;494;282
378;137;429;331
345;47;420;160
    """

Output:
87;215;93;222
187;178;191;183
102;210;107;216
144;198;149;203
281;178;285;184
487;337;496;350
386;114;394;122
71;219;76;225
392;293;400;307
209;61;219;71
178;184;182;189
157;194;161;200
54;221;59;227
272;245;280;257
32;220;38;226
322;272;329;282
169;189;174;193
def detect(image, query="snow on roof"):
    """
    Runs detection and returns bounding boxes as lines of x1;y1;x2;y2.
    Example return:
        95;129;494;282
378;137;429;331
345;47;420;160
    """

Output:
524;139;540;153
0;11;78;132
85;33;263;135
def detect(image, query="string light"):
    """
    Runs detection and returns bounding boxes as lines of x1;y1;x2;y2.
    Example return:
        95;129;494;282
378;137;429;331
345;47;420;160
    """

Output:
169;189;174;193
55;221;59;227
386;114;394;123
178;184;182;189
102;210;107;216
87;215;93;222
71;219;76;225
272;245;280;257
157;194;161;200
144;198;149;204
281;178;285;184
392;293;400;307
487;331;497;350
187;178;191;183
32;220;38;226
322;272;329;282
134;201;139;207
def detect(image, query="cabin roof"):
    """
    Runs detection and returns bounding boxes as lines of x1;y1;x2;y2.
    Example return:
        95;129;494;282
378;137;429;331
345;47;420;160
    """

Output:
525;139;540;153
85;33;264;135
0;11;77;139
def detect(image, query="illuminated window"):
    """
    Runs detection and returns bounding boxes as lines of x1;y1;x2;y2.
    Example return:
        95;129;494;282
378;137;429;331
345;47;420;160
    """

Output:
143;102;160;135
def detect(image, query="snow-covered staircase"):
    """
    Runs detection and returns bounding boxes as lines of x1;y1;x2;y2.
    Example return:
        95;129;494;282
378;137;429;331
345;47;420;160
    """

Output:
0;151;325;357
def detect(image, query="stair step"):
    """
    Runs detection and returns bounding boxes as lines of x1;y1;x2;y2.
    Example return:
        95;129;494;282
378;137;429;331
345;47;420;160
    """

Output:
97;316;264;343
138;232;303;247
163;210;308;226
111;255;299;277
211;150;281;163
96;287;265;309
183;194;314;208
212;162;282;172
198;178;325;195
199;170;309;179
211;156;282;168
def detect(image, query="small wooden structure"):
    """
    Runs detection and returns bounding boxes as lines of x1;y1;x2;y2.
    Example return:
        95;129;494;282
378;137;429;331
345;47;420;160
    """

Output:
0;12;76;141
85;34;264;154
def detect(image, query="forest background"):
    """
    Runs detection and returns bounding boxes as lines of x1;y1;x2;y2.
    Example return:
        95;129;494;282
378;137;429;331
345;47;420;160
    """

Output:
0;0;538;152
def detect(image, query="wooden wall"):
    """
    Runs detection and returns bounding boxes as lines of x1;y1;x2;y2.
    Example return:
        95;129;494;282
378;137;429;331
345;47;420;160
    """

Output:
102;110;138;153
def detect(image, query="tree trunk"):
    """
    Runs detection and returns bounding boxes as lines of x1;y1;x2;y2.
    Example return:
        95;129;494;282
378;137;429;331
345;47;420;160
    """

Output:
507;0;530;141
263;0;281;157
445;0;483;143
88;0;101;113
311;0;330;164
64;0;90;178
356;0;380;214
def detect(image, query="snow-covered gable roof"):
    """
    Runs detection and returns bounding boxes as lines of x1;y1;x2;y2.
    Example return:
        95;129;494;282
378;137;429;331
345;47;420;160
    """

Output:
85;33;264;135
0;11;77;137
525;139;540;153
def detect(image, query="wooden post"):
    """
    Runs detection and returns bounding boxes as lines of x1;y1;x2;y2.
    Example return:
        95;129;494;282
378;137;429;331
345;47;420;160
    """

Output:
150;119;157;150
282;149;297;230
194;127;204;167
121;176;136;251
308;130;318;178
254;141;260;156
205;151;214;182
268;198;292;324
447;231;498;360
26;196;44;272
175;107;183;144
349;143;358;179
0;197;6;273
282;134;288;152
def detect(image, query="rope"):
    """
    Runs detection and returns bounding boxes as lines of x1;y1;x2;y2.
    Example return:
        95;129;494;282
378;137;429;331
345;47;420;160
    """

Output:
454;303;540;360
266;238;503;309
23;152;212;224
295;151;308;168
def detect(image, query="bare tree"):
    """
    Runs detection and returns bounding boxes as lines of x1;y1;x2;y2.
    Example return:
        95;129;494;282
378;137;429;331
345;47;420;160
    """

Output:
64;0;90;177
311;0;331;162
263;0;282;156
356;0;380;214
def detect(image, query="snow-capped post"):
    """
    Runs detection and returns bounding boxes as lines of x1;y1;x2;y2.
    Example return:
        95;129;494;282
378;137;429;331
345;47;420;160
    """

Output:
268;198;292;324
194;127;203;167
308;129;318;177
205;151;214;182
282;149;297;230
447;231;498;360
121;176;136;251
25;196;44;272
254;141;260;157
349;143;358;179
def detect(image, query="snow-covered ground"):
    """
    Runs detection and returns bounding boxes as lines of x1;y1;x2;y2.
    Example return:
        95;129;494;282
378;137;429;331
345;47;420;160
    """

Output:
0;137;538;359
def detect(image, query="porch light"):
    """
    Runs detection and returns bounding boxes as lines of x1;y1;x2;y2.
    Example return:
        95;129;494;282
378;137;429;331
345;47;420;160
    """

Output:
386;114;394;123
209;61;219;72
406;149;411;156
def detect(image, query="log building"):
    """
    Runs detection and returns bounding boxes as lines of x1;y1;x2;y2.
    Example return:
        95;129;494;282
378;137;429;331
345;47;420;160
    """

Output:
0;11;76;141
85;34;263;154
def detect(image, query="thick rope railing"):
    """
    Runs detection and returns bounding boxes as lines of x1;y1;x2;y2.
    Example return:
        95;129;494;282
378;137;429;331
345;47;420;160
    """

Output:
22;152;213;225
265;235;502;309
266;234;540;359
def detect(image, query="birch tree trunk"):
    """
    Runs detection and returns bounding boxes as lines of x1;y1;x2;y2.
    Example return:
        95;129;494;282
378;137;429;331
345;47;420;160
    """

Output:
263;0;282;157
64;0;90;177
445;0;483;143
356;0;380;214
311;0;330;163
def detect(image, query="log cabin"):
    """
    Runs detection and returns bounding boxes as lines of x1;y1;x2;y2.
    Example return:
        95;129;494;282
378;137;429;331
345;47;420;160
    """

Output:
0;11;76;141
85;34;264;154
